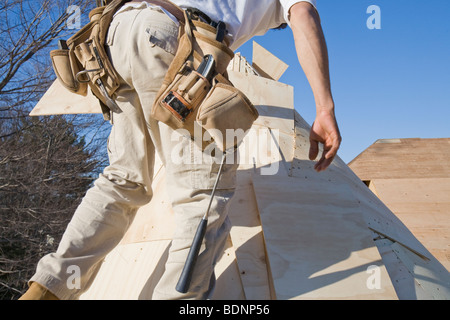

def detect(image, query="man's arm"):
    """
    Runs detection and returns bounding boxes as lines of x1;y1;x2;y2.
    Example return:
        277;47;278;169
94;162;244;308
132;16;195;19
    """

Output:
289;2;341;172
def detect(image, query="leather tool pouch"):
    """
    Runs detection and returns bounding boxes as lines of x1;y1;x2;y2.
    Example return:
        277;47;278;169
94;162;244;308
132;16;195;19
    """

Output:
157;61;212;128
49;5;122;120
152;17;259;151
50;48;87;94
197;80;258;152
48;0;259;141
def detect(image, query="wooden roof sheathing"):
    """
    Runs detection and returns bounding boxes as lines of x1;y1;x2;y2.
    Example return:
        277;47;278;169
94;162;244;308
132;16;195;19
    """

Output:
31;44;450;300
81;69;449;300
349;138;450;273
348;138;450;180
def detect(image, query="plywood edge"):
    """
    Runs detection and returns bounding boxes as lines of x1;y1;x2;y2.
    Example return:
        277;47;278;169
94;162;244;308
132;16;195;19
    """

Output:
251;173;397;299
390;242;450;299
30;80;101;116
228;176;274;300
212;235;247;300
374;232;450;300
252;41;289;81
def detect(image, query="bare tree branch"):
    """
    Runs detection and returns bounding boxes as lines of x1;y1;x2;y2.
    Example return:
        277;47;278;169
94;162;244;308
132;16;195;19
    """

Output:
0;0;108;299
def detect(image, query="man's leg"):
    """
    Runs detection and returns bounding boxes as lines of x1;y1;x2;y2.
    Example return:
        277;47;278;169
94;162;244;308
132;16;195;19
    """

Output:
22;5;238;300
115;5;238;299
148;124;238;300
21;7;162;300
119;7;239;299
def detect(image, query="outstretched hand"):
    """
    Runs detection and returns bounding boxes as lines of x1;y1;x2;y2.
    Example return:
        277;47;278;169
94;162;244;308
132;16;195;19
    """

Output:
309;109;342;172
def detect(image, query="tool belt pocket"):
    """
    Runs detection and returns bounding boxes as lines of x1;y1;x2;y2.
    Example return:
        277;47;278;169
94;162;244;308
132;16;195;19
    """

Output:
156;62;212;128
190;20;234;75
152;18;237;146
50;48;87;95
49;6;120;120
197;80;259;151
72;38;105;84
50;7;105;96
67;12;120;100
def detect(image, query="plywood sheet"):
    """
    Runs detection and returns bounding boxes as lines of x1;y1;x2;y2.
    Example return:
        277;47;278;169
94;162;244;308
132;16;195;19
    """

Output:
252;41;289;81
30;80;101;116
349;138;450;180
81;236;246;300
227;171;274;299
390;241;450;299
371;178;450;271
211;236;247;300
252;174;398;300
288;110;435;261
373;236;419;299
121;167;175;245
227;71;295;136
371;178;450;211
80;240;172;299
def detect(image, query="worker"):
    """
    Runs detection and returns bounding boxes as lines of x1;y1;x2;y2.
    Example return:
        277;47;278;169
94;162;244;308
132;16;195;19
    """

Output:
20;0;341;300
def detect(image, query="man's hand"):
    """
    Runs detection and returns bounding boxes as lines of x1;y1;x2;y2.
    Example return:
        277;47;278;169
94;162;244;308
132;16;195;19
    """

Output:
289;3;341;172
309;109;341;172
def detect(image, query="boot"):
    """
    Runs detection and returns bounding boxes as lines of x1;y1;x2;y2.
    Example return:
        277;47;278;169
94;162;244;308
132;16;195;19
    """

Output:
19;282;59;300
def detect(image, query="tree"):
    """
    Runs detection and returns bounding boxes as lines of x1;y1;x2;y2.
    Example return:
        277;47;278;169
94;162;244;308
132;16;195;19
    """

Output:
0;115;108;299
0;0;109;299
0;0;91;110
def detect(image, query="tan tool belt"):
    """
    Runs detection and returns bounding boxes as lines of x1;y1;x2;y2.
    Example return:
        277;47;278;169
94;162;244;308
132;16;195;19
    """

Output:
50;0;258;151
151;4;258;151
50;1;128;120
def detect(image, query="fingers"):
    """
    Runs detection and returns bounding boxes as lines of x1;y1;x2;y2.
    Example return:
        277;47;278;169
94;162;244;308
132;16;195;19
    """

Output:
314;156;333;172
309;139;319;161
324;133;340;160
312;133;341;172
309;116;342;172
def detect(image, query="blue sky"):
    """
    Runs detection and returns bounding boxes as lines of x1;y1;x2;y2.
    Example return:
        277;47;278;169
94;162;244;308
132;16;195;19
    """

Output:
236;0;450;163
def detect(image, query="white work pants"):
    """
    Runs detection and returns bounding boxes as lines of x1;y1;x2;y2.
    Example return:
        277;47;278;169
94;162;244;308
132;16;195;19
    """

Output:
30;6;237;300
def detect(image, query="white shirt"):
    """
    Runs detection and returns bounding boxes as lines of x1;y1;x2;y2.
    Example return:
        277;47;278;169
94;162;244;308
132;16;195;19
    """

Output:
118;0;317;50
